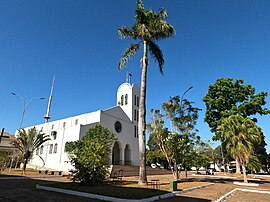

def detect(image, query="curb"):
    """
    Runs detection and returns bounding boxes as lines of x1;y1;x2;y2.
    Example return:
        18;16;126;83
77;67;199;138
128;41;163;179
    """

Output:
36;183;214;202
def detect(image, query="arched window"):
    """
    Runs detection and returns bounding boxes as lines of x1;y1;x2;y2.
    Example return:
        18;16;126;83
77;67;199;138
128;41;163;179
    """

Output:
125;94;128;105
49;144;53;154
121;95;124;105
53;143;58;153
40;145;44;155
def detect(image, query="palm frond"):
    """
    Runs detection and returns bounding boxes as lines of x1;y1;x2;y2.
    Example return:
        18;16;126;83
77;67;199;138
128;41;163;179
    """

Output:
118;26;133;39
118;43;140;70
148;41;164;74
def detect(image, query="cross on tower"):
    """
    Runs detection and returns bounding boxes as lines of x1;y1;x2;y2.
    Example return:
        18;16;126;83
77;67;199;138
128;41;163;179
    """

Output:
0;128;9;143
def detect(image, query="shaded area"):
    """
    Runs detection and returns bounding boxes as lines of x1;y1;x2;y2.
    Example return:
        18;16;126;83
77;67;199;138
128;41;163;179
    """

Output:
47;180;169;199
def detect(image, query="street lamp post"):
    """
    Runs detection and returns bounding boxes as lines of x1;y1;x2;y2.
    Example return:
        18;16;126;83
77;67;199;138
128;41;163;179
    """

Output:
180;86;193;106
11;92;45;129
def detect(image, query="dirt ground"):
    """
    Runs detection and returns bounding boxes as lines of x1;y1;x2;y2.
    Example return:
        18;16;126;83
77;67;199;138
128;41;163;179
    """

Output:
1;170;270;201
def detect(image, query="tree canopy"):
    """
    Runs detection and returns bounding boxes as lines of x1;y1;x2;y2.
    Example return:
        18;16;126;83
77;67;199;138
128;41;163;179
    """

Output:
203;78;270;140
65;125;116;185
12;127;50;175
147;96;201;180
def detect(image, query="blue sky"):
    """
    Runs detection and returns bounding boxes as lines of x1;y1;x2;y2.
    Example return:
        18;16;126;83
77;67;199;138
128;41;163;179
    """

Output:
0;0;269;151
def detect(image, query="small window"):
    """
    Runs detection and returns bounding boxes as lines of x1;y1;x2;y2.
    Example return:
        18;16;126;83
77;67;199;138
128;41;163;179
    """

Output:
51;131;57;140
63;122;66;128
134;126;136;138
75;119;79;125
125;94;128;105
134;109;136;121
36;148;39;155
137;97;139;107
134;95;136;106
137;110;139;122
121;95;124;106
51;124;54;130
53;143;58;153
49;144;53;154
40;145;44;155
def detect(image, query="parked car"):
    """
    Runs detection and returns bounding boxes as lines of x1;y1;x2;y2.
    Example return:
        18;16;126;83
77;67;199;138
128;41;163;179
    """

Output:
206;169;214;175
151;164;157;169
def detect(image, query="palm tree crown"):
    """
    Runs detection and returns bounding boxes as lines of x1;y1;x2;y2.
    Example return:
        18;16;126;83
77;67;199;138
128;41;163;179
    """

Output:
217;114;261;183
12;127;50;174
118;0;175;73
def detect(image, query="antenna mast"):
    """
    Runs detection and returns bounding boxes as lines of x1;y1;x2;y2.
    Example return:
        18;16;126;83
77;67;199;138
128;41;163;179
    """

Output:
44;75;55;123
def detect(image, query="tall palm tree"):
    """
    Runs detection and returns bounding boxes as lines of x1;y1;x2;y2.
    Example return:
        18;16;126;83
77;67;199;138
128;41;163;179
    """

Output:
12;127;50;175
118;0;175;185
217;114;261;183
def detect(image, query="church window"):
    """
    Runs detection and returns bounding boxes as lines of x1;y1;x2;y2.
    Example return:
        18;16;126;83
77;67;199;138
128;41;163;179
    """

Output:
51;131;57;140
53;143;58;153
40;145;44;155
121;95;124;105
137;97;139;107
49;144;53;154
125;94;128;105
75;119;79;125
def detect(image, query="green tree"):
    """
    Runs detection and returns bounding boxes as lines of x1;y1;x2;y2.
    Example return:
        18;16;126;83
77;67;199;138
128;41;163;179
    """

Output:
11;127;50;175
0;151;12;173
217;114;261;183
191;144;212;174
203;78;269;172
118;0;175;185
65;125;116;185
147;96;200;180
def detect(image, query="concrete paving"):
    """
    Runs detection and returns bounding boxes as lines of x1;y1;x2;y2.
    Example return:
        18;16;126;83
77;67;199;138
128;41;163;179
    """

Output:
0;178;104;202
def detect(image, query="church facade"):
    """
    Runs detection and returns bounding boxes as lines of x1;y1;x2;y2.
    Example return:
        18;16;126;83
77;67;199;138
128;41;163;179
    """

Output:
27;82;140;172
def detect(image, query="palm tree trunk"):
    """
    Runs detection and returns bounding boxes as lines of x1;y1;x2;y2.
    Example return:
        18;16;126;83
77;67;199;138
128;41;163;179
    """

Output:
236;159;241;174
242;164;248;183
22;158;28;175
138;40;148;185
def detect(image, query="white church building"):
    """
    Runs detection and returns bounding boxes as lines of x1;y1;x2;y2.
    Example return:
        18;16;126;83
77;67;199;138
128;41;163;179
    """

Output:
26;81;140;172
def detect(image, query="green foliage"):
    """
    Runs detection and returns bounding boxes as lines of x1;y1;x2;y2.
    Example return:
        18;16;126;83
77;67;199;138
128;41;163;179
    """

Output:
0;151;12;172
118;0;175;71
12;127;50;173
191;142;212;173
203;78;270;140
147;96;201;179
247;156;263;173
217;114;261;177
65;125;116;185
